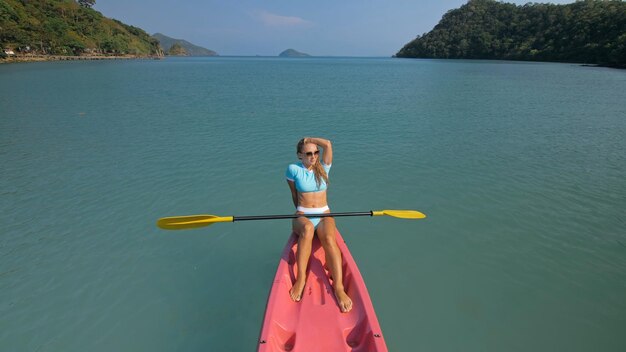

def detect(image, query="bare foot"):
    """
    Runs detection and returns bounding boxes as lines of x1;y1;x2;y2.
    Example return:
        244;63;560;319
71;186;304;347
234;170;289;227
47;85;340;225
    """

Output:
289;278;306;302
334;288;353;313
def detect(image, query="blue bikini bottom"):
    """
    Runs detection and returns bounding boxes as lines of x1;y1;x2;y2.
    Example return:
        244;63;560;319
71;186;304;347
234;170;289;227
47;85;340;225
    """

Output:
296;205;330;229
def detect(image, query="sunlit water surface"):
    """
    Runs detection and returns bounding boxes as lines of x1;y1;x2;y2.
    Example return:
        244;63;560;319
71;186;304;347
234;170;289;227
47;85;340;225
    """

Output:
1;57;625;351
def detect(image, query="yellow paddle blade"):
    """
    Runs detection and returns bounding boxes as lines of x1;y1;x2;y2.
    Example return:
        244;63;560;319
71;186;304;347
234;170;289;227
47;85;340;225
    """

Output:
157;215;234;230
372;210;426;219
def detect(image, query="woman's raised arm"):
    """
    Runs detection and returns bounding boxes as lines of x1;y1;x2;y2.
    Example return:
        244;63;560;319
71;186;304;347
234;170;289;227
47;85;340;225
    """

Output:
305;137;332;166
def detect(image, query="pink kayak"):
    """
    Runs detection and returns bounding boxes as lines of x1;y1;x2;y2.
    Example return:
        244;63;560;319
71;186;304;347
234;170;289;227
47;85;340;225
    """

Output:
258;230;388;352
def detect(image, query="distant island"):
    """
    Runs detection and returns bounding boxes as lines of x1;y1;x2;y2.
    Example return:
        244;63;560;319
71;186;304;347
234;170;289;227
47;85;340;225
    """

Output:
279;49;311;58
152;33;218;57
396;0;626;68
0;0;162;62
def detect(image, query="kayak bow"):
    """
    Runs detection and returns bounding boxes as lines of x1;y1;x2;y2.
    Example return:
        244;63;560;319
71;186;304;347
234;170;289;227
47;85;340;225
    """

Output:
258;230;388;352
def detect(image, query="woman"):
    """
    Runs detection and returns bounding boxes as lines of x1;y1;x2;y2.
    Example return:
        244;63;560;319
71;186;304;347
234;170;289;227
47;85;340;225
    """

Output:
285;137;353;313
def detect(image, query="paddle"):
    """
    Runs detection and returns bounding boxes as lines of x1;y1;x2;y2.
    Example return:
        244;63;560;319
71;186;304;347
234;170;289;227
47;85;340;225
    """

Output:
157;210;426;230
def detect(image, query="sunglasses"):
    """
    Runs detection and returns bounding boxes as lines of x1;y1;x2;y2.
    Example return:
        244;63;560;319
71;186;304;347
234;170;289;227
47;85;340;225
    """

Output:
302;150;320;157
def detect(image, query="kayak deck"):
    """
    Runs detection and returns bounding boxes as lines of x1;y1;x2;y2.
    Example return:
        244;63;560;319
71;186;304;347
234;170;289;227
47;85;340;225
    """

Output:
258;231;387;352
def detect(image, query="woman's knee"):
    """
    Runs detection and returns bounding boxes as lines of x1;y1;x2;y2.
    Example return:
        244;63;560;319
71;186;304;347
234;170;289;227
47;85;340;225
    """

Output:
317;220;337;246
295;220;315;239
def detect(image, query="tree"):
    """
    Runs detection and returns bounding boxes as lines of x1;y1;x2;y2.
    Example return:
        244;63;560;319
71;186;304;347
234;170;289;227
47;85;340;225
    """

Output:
77;0;96;8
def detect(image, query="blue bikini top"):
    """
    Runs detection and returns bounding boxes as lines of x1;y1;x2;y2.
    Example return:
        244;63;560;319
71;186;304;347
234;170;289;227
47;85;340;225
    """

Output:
285;162;331;193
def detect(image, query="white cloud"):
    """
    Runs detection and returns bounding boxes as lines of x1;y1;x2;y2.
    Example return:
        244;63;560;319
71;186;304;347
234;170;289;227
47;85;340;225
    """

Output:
256;10;313;27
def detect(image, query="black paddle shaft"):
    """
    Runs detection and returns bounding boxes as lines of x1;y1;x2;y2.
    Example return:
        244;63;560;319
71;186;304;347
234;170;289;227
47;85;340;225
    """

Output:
233;211;373;222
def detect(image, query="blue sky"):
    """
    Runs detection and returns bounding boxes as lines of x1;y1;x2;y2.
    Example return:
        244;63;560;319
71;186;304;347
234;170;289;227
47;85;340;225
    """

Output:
94;0;575;57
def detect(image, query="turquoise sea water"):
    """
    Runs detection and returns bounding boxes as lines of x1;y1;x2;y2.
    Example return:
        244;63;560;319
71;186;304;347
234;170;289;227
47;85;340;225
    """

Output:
1;57;625;351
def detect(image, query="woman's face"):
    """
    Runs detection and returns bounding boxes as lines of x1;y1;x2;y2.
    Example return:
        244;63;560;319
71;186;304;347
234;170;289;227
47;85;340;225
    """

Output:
299;143;319;167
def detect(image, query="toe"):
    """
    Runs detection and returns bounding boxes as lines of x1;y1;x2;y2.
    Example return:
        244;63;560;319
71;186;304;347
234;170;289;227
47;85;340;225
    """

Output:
343;299;353;313
289;284;304;302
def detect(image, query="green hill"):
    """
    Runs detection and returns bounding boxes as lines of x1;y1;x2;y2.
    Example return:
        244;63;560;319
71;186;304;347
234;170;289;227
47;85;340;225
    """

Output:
152;33;217;56
396;0;626;68
0;0;161;57
167;42;187;56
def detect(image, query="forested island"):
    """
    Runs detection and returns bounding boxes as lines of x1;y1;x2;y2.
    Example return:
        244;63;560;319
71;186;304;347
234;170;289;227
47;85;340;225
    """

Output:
396;0;626;68
0;0;162;61
279;49;311;58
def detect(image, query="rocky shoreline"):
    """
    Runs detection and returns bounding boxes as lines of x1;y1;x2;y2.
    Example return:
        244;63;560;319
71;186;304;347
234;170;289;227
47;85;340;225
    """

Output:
0;55;163;64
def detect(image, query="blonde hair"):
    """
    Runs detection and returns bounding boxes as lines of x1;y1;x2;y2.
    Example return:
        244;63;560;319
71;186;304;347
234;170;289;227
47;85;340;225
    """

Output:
297;138;329;188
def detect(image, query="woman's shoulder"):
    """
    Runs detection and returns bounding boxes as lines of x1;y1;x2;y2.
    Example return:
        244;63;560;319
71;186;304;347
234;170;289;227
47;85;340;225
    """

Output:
287;161;304;169
285;162;303;179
